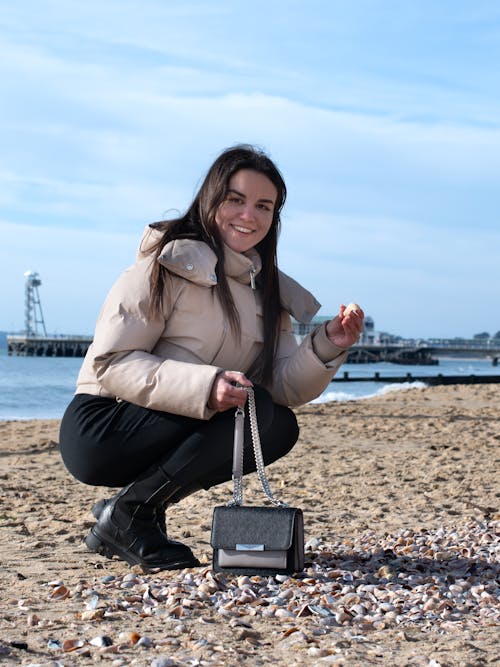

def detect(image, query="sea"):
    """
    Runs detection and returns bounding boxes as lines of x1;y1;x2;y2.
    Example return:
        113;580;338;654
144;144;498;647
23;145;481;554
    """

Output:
0;347;498;421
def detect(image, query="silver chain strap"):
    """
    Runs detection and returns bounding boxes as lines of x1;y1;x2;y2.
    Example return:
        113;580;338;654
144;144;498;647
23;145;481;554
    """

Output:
229;386;288;508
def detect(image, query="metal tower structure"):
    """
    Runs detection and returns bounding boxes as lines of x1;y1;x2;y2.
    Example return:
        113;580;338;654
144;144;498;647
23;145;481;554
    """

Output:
24;270;47;337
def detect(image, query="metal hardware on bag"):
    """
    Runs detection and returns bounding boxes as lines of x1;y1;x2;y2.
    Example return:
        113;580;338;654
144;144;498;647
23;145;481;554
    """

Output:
229;386;288;509
236;544;264;551
230;405;245;507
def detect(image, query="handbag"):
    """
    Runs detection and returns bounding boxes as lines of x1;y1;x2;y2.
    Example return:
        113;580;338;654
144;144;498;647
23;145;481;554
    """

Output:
210;387;304;576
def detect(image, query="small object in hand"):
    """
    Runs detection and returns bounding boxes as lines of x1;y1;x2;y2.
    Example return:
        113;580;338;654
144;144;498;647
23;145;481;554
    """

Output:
344;302;361;316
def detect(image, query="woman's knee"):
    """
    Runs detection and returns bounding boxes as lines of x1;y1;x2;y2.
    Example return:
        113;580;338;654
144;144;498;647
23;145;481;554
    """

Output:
262;405;299;465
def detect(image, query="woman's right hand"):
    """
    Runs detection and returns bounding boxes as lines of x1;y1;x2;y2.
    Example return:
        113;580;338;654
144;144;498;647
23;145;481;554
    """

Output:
207;370;253;412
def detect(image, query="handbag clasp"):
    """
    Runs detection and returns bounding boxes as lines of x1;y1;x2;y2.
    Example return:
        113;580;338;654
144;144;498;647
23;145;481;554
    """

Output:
236;543;264;551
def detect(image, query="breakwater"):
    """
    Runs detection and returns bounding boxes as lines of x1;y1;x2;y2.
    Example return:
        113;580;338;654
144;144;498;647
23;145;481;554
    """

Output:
335;372;500;385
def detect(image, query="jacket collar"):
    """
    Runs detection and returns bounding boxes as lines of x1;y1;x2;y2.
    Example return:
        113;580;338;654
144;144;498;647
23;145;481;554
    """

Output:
138;226;320;323
157;238;262;288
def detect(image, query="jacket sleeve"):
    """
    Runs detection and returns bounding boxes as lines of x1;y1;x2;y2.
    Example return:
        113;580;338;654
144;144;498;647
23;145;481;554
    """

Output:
265;313;348;407
88;260;221;420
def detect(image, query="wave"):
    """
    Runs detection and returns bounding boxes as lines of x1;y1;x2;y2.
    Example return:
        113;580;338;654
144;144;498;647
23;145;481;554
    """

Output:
312;381;428;404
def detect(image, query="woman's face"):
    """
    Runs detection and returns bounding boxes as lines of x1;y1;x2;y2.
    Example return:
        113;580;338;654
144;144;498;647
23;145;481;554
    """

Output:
215;169;277;253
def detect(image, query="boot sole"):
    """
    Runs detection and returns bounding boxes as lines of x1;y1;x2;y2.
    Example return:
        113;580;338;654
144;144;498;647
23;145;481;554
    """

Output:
85;526;200;570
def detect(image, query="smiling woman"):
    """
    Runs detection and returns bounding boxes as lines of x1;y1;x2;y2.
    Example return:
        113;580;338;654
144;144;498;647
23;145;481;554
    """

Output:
215;170;277;253
58;144;364;572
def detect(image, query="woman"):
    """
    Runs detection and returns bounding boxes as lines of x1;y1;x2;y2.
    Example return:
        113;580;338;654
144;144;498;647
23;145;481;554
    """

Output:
59;144;364;571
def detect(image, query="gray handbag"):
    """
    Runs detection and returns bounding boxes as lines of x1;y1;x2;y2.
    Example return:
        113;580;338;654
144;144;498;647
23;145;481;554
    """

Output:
211;387;304;576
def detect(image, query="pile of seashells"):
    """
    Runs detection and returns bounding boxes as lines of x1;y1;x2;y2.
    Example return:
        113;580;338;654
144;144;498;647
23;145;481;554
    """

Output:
3;518;498;666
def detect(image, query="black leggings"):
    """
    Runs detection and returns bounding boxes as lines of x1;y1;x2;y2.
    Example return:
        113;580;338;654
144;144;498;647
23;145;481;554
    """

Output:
59;386;299;491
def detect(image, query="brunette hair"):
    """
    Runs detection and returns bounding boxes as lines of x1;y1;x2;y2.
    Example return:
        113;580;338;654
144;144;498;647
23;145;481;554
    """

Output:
148;144;287;385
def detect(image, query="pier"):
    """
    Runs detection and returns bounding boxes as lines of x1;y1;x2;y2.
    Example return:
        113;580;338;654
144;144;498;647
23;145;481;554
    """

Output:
293;318;500;365
7;334;92;357
6;270;92;357
345;342;500;365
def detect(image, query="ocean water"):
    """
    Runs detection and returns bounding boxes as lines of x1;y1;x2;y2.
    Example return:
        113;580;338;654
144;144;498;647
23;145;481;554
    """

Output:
0;348;498;420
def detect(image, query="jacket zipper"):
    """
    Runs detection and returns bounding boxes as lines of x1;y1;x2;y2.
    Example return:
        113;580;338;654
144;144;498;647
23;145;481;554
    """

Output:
249;266;256;290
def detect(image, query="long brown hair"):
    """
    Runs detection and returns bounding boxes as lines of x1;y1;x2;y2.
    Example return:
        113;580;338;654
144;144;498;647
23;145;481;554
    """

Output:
148;144;287;385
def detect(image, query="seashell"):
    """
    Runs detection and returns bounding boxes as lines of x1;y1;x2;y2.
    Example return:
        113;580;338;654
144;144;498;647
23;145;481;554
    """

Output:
90;636;113;647
278;588;294;601
335;609;352;624
197;583;211;594
181;599;203;609
237;576;252;587
282;626;301;638
341;592;360;605
217;606;233;616
326;570;343;579
305;537;321;550
351;604;368;616
50;585;70;600
136;636;153;648
297;603;313;617
422;597;439;611
85;595;99;610
169;605;186;618
377;565;394;579
344;302;361;316
262;607;276;617
307;604;332;617
62;638;85;652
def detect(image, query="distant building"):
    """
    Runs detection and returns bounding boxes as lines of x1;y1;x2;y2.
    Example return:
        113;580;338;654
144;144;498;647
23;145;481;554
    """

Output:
292;314;381;344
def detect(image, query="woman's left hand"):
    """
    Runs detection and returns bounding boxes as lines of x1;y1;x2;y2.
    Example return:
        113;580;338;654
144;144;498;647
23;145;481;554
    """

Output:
325;304;365;348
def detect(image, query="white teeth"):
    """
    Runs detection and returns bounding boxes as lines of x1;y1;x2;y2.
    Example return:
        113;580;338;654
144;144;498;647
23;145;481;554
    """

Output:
233;225;252;234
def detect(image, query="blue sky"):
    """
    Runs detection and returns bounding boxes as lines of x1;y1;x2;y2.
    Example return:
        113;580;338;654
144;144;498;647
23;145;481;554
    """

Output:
1;1;499;339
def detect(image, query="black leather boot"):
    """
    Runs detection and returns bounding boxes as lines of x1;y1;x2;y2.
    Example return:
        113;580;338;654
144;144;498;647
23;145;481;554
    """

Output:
91;482;202;537
85;465;200;570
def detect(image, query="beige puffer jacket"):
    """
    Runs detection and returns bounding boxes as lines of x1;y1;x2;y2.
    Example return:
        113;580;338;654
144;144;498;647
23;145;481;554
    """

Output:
76;226;348;419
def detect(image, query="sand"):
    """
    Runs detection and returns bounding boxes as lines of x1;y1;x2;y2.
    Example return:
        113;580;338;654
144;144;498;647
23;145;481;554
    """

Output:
0;383;498;666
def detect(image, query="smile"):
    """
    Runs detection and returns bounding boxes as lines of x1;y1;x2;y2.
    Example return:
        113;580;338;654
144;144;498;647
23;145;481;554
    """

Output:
231;225;253;235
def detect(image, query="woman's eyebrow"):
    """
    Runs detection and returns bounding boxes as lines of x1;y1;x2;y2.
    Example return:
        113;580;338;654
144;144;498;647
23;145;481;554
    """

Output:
227;188;275;205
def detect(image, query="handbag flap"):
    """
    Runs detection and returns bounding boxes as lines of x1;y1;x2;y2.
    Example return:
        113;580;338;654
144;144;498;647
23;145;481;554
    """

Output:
211;506;301;551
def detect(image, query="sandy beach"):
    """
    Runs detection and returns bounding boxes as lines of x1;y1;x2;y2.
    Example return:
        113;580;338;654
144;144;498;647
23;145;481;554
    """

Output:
0;383;498;666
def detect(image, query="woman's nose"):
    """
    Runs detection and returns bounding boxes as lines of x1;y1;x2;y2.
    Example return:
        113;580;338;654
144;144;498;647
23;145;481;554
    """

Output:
239;205;255;222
